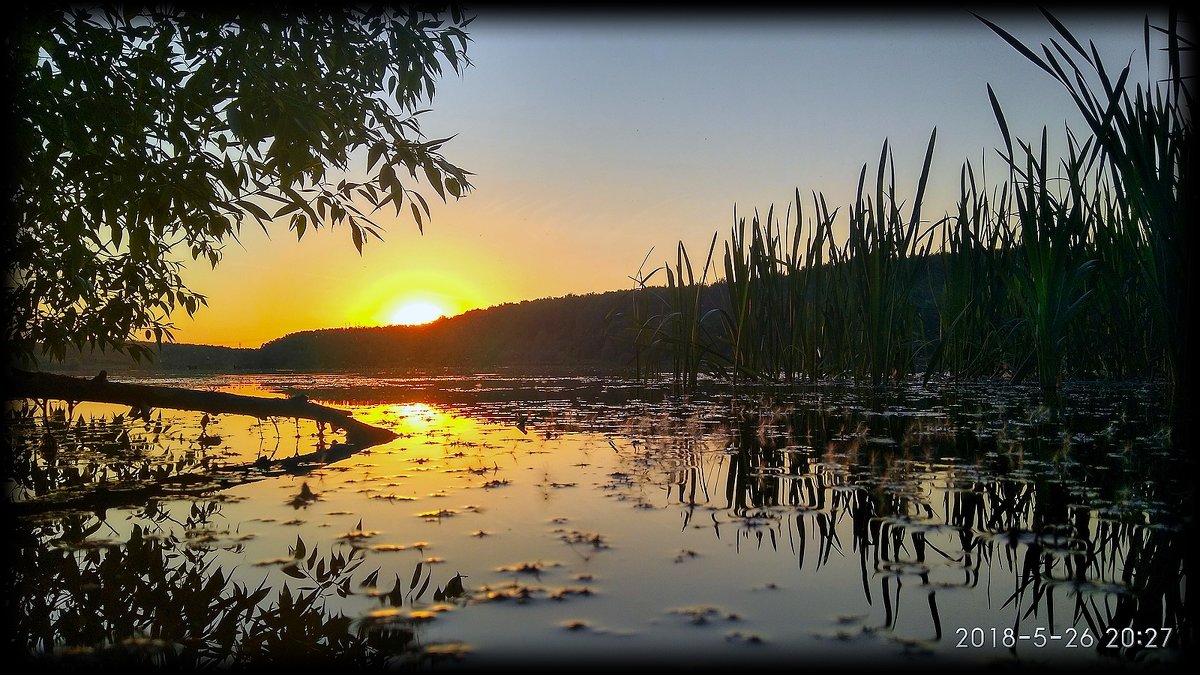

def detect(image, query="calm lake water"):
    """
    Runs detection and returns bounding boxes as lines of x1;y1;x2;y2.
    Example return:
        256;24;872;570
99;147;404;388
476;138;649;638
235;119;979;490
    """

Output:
5;371;1193;671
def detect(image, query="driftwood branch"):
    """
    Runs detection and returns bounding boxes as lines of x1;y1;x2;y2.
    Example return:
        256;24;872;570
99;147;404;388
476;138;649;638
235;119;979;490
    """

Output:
7;473;253;517
8;441;366;517
5;369;398;446
6;369;399;516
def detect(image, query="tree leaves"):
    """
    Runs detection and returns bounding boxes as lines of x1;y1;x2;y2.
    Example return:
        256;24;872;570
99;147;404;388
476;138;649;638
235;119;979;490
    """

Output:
8;6;476;366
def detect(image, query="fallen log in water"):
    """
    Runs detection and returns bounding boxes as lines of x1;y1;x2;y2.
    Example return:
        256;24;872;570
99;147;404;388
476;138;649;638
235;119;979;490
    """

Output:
7;439;369;517
6;369;399;516
5;369;398;446
7;472;254;517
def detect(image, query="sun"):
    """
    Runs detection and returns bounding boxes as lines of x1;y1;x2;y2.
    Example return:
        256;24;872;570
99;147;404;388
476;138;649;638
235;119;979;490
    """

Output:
388;300;447;326
365;282;469;328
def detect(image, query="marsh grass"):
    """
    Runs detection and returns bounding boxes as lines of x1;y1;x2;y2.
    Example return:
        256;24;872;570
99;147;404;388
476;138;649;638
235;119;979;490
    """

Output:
661;235;720;393
978;9;1193;416
843;131;939;385
639;132;943;390
712;397;1188;659
1000;125;1099;395
719;200;829;384
923;158;1018;382
632;12;1189;412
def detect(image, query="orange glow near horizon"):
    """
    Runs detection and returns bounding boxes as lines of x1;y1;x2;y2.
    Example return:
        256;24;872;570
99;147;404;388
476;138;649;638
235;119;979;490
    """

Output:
386;299;448;326
165;195;673;349
364;280;473;329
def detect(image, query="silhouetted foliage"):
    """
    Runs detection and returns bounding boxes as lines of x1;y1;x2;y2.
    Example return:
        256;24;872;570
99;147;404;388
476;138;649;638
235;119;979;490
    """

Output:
5;510;433;669
634;11;1192;407
4;5;474;367
37;262;945;376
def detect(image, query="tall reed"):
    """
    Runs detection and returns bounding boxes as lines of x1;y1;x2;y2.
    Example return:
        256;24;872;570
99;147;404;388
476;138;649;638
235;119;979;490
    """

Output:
1078;177;1157;379
843;130;939;385
994;121;1098;395
659;234;720;392
923;157;1019;382
977;9;1192;415
715;190;844;385
624;11;1187;402
623;249;664;382
788;190;842;383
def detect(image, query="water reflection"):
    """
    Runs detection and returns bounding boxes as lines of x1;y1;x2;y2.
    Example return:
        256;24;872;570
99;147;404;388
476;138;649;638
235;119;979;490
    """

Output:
5;375;1192;669
4;502;440;669
607;390;1191;664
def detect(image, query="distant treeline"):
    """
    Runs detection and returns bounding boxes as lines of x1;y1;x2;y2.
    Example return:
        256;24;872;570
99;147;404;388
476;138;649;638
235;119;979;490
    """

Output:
34;257;956;377
254;291;648;371
31;290;662;374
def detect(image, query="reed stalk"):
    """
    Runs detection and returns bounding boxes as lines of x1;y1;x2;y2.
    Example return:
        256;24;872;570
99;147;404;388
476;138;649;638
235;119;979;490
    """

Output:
993;123;1098;395
660;234;720;392
924;158;1019;382
844;131;939;385
977;8;1192;418
624;13;1187;403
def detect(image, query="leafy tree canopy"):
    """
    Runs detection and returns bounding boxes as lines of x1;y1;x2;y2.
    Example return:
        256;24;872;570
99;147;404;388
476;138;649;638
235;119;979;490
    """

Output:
3;4;474;366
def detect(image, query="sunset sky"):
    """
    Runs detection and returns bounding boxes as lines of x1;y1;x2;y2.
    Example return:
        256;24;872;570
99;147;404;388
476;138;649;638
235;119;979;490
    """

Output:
175;7;1169;348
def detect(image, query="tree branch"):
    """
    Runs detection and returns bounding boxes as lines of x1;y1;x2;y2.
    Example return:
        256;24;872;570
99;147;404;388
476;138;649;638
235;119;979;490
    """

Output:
5;369;398;447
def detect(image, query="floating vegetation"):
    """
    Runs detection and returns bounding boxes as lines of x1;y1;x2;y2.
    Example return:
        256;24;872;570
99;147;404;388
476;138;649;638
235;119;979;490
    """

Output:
286;482;320;508
673;549;700;563
495;560;560;575
371;493;417;501
422;642;472;660
554;529;610;549
338;528;381;541
668;605;742;626
724;630;766;645
472;579;594;605
366;607;405;621
368;544;408;552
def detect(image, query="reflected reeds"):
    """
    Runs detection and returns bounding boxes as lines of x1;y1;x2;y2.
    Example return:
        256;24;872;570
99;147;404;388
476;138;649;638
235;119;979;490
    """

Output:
691;391;1189;660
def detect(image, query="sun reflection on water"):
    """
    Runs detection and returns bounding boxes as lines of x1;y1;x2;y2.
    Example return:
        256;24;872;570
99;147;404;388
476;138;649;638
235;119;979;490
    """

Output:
382;402;450;433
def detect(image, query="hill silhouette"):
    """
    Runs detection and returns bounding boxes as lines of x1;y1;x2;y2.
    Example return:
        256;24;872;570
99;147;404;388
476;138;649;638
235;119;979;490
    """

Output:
255;289;655;372
35;254;950;377
37;288;669;375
